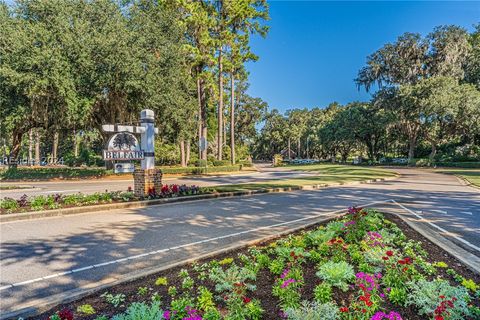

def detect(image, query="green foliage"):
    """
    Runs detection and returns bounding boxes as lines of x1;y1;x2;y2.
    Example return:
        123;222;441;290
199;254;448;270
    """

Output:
209;264;256;294
0;198;19;212
0;168;108;181
155;277;168;286
76;304;96;315
388;286;408;306
213;160;231;166
313;283;333;303
137;287;148;296
316;261;355;291
111;302;163;320
101;292;126;308
245;299;264;320
197;286;216;312
406;279;471;319
284;301;339;320
461;279;478;293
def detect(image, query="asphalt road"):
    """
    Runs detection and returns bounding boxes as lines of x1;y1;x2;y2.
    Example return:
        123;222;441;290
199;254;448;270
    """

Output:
0;168;479;317
0;167;318;199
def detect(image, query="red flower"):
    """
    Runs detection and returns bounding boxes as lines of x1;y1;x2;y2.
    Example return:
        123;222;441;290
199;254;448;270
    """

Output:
339;307;348;313
55;308;73;320
435;316;444;320
382;256;389;261
398;259;406;265
243;297;251;304
386;250;393;256
402;267;408;272
439;295;445;299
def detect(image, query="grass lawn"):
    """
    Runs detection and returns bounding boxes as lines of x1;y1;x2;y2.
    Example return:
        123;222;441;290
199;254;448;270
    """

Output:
0;185;32;190
211;164;397;192
438;168;480;187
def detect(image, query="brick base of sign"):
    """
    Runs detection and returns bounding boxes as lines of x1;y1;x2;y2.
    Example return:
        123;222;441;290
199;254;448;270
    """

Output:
133;169;162;198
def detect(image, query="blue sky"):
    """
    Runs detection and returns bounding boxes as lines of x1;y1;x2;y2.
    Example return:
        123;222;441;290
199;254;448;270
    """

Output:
245;1;480;113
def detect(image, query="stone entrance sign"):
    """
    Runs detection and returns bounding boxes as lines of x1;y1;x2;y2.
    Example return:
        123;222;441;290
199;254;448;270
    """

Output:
102;109;162;197
103;132;144;161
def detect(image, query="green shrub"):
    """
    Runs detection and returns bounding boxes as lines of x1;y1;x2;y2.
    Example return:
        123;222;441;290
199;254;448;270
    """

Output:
0;198;19;212
313;283;332;303
316;261;355;291
111;301;163;320
77;304;96;315
273;154;283;166
101;292;126;308
406;279;471;319
245;299;264;320
285;301;339;320
195;159;208;167
0;167;108;181
30;195;49;210
213;160;231;166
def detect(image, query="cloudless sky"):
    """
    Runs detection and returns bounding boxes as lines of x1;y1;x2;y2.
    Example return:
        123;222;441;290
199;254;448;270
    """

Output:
245;1;479;113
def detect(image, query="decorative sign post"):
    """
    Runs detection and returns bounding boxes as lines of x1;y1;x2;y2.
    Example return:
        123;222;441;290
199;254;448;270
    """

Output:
102;109;162;197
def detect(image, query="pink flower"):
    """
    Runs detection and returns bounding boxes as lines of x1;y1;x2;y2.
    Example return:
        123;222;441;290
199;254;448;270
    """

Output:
281;278;296;288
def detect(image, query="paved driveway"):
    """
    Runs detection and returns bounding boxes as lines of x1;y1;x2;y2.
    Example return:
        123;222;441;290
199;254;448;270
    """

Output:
0;168;478;317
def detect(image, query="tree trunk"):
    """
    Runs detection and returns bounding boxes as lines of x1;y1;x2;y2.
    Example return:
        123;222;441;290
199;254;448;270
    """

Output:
186;140;191;165
217;47;223;160
287;137;291;160
35;129;41;165
51;130;59;164
429;143;437;166
297;138;301;158
230;73;235;164
197;77;203;160
408;136;416;166
28;129;33;165
180;140;186;167
9;128;24;168
197;76;207;161
306;137;309;159
73;127;79;157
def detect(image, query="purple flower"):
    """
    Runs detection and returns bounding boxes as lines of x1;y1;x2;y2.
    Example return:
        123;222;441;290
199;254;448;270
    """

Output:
163;310;171;320
281;278;296;288
371;311;402;320
280;268;290;279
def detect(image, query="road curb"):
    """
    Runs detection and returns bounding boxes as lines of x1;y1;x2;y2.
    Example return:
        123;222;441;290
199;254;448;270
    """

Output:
450;173;480;191
0;177;397;223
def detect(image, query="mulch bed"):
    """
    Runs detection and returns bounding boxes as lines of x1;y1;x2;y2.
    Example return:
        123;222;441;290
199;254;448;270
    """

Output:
29;212;480;320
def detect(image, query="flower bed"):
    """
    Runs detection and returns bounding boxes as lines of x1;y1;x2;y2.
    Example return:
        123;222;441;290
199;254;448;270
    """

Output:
33;208;479;320
0;185;208;214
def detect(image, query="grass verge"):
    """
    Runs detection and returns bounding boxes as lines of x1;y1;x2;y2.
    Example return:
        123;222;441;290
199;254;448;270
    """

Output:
211;164;397;192
437;168;480;187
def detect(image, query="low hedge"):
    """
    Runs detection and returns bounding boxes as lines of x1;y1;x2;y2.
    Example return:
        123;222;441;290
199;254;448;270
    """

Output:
434;161;480;168
159;165;242;175
0;167;110;181
0;164;245;180
212;160;231;166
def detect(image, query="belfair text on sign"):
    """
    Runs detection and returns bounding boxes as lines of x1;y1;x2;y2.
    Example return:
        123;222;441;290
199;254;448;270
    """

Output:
103;150;145;160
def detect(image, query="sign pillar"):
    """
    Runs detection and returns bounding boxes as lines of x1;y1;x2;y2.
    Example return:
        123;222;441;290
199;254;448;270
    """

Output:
133;109;162;197
140;109;155;170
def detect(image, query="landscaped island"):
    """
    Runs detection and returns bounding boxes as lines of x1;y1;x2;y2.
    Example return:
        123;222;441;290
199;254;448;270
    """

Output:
36;208;479;320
